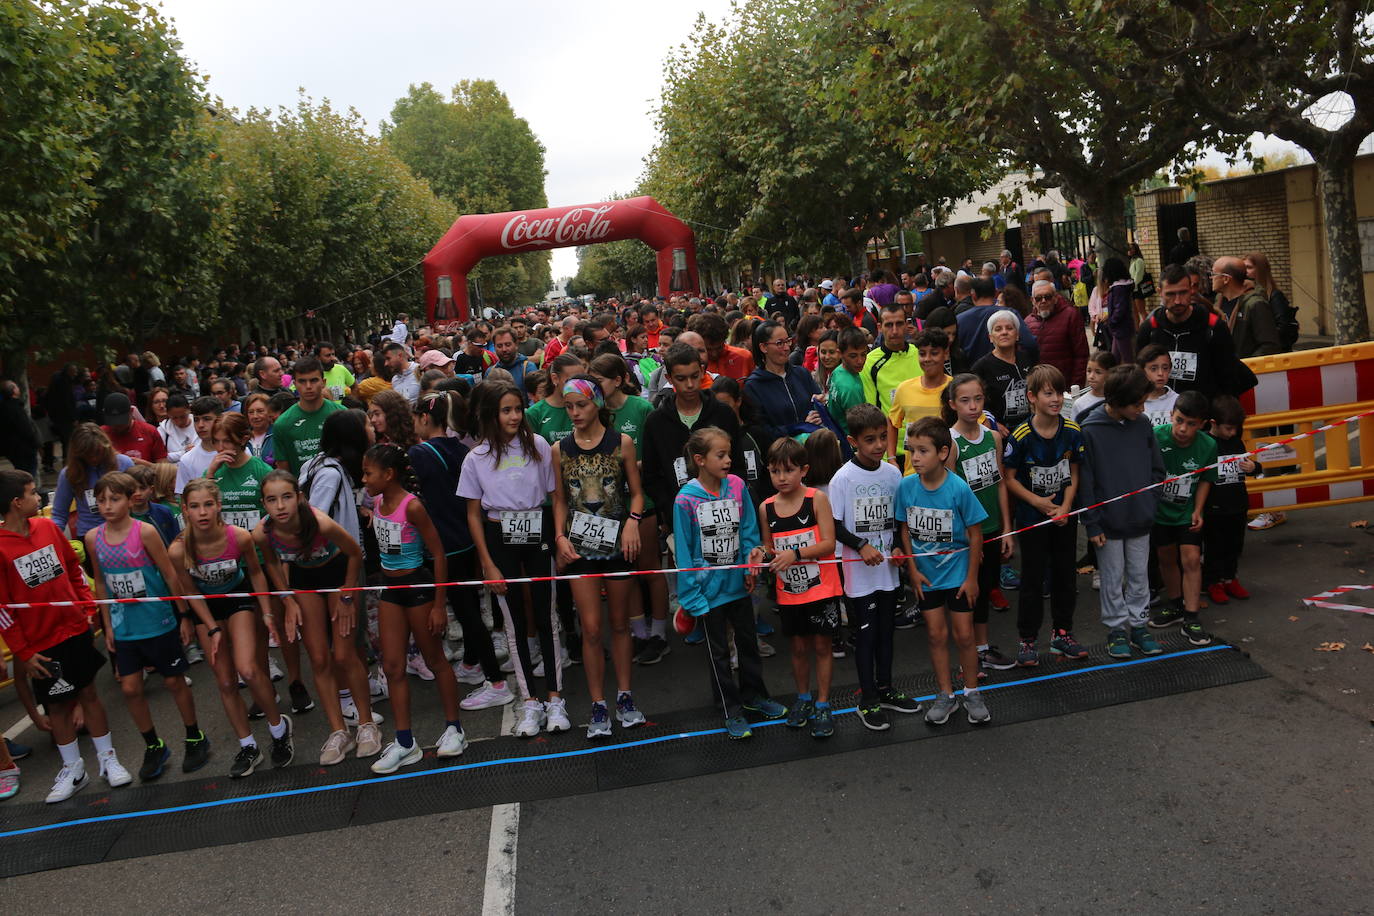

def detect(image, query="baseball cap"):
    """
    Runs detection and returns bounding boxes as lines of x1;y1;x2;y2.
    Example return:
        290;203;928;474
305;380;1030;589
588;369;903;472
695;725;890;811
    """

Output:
820;279;834;290
417;349;456;370
103;392;132;424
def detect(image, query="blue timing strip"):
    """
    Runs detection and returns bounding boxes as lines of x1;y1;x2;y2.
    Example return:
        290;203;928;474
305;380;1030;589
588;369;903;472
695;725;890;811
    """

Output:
0;645;1231;840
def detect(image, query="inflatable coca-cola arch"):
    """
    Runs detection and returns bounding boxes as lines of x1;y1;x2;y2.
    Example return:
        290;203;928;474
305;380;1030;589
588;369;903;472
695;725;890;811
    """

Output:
423;196;699;324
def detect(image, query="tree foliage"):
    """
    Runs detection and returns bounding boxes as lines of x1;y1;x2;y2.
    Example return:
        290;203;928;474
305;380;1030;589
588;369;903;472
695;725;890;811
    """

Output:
568;237;658;299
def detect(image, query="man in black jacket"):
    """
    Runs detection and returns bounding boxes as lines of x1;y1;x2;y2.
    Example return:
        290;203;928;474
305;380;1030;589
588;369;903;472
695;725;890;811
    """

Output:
1134;263;1240;399
0;380;39;476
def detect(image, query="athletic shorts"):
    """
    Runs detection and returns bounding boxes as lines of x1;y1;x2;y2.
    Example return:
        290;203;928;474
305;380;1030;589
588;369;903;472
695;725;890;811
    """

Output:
205;594;256;622
379;567;435;608
287;552;350;593
565;557;632;576
778;599;840;637
113;627;188;679
29;630;105;705
917;587;973;613
1151;523;1202;549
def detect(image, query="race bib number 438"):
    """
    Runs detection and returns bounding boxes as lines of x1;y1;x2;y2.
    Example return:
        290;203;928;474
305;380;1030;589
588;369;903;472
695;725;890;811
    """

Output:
14;545;62;588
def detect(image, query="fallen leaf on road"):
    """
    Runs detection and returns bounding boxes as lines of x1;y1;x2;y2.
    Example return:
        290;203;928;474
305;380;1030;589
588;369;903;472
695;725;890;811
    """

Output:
1316;642;1346;652
1350;520;1368;528
1076;565;1093;574
1288;615;1300;622
1362;643;1374;654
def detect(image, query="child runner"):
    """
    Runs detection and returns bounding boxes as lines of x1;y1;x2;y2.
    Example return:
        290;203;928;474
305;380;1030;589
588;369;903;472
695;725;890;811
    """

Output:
828;404;916;731
1147;390;1217;646
0;470;130;802
174;397;223;494
1072;350;1118;423
86;472;217;781
128;464;180;545
762;438;841;738
362;446;468;771
551;375;648;739
887;327;952;471
1004;365;1089;666
525;353;585;446
673;427;785;739
461;381;568;737
1203;395;1257;606
256;471;381;764
895;417;991;726
51;423;134;540
827;326;870;438
1137;344;1178;429
942;374;1016;676
169;479;292;778
1078;365;1165;659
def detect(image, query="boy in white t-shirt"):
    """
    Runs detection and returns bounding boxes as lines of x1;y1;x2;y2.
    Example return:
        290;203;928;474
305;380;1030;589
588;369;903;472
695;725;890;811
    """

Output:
174;397;223;494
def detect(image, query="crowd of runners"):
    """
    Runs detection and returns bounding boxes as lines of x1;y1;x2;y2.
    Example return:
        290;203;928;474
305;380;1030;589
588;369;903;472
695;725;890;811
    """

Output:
0;245;1294;804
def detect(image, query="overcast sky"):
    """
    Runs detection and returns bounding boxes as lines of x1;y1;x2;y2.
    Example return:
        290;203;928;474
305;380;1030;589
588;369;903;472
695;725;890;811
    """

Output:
158;0;736;281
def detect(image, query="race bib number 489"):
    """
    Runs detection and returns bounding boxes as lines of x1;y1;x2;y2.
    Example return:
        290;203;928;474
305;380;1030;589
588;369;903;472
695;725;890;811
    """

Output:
773;530;821;595
14;545;62;588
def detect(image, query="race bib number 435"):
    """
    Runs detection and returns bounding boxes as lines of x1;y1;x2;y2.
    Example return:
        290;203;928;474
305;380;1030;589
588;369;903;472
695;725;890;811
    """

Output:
14;545;62;588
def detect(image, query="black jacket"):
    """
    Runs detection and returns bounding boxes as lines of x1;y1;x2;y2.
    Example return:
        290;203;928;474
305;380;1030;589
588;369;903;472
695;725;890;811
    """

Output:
641;393;745;515
1134;306;1239;399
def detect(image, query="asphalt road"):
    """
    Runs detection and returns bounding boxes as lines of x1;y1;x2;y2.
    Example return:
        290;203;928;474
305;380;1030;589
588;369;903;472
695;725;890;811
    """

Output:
2;504;1372;913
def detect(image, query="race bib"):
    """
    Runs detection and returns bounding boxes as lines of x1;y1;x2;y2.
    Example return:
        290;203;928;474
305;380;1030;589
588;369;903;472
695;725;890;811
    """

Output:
223;509;260;530
1162;475;1196;502
853;496;892;535
887;388;897;407
773;530;821;595
570;511;620;557
374;516;402;554
1029;458;1069;496
500;509;542;545
1216;460;1243;486
1169;350;1198;381
1004;379;1028;417
696;499;740;566
906;505;955;543
673;456;689;486
961;449;1000;492
14;545;62;588
328;385;346;400
107;569;147;599
744;449;759;481
193;558;239;587
84;490;98;512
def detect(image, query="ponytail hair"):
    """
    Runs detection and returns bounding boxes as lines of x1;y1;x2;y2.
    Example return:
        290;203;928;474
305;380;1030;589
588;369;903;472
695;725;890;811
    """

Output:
260;469;319;548
589;352;640;397
179;478;223;571
682;426;731;480
564;374;613;430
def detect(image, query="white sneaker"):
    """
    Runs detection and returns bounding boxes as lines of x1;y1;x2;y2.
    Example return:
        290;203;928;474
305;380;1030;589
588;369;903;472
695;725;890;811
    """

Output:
533;658;546;678
460;680;515;711
1248;511;1286;530
453;662;485;686
268;631;280;649
1092;570;1101;590
342;704;384;728
368;669;389;700
558;647;572;669
184;643;205;665
514;700;546;737
499;655;516;673
545;697;571;733
435;725;468;758
406;651;435;681
46;761;87;803
98;749;132;788
355;722;383;758
370;740;422;774
757;637;776;658
491;631;509;660
446;618;463;642
268;656;285;682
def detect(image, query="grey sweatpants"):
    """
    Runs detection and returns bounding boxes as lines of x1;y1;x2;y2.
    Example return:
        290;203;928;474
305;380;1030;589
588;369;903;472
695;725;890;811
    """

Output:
1096;534;1150;630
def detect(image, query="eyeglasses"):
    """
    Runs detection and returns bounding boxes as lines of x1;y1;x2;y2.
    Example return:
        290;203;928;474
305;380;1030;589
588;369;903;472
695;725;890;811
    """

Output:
768;337;793;347
1032;293;1055;302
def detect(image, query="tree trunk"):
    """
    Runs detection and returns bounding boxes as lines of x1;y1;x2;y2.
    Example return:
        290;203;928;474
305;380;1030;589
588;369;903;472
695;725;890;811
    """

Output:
846;241;868;278
1075;188;1130;266
1316;156;1371;344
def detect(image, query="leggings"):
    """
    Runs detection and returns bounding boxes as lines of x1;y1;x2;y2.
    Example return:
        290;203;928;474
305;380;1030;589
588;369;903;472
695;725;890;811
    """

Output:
847;588;898;704
971;536;1000;625
1202;511;1246;584
484;521;563;699
435;551;502;683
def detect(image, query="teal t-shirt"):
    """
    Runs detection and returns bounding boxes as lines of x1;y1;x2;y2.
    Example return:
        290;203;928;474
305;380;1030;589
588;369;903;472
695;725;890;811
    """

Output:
612;395;655;511
896;468;988;591
1154;425;1218;527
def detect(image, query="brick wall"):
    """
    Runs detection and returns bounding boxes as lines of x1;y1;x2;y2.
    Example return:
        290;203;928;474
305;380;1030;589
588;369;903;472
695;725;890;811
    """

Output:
1132;187;1182;280
1195;171;1292;302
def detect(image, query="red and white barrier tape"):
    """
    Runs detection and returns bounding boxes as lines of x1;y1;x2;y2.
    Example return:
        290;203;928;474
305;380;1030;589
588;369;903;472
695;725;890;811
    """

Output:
1300;585;1374;615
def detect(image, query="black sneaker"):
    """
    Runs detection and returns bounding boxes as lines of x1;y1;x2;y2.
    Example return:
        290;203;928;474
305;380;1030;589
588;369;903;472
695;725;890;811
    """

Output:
247;701;266;720
831;636;847;659
636;635;669;665
1181;619;1213;646
270;714;294;768
289;680;314;714
878;689;922;714
893;608;922;630
1149;601;1185;629
230;743;262;778
140;741;170;781
632;636;647;660
978;646;1017;670
857;704;890;731
182;731;211;773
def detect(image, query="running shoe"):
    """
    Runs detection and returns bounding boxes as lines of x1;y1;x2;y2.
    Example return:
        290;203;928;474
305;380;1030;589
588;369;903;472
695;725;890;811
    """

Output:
1049;630;1089;660
139;741;170;781
319;729;355;766
515;700;547;738
461;681;514;711
501;643;543;673
98;749;131;787
786;698;815;728
435;725;468;758
1107;628;1132;659
268;656;285;682
1224;579;1251;600
979;646;1016;670
988;587;1010;611
893;608;921;630
724;716;752;739
1149;602;1184;629
1130;626;1163;655
369;669;390;700
878;689;922;714
446;617;463;643
491;631;510;660
755;616;775;637
184;643;205;665
532;658;546;677
545;697;572;733
270;714;294;768
247;694;277;720
857;704;890;731
45;762;87;803
586;703;612;739
230;744;262;778
290;680;314;714
6;738;31;761
1015;639;1039;667
406;650;435;681
964;689;991;724
342;703;383;728
756;637;776;658
999;565;1020;590
636;635;670;665
183;731;211;772
1247;511;1285;530
1092;570;1101;591
1182;619;1213;646
923;693;959;726
355;722;383;758
371;740;422;774
811;706;834;739
831;636;847;659
0;768;18;801
615;692;646;727
1207;582;1230;606
744;697;788;719
683;620;705;646
453;662;486;686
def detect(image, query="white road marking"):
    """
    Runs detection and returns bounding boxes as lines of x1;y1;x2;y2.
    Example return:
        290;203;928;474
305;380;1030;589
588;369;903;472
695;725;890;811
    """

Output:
481;702;520;915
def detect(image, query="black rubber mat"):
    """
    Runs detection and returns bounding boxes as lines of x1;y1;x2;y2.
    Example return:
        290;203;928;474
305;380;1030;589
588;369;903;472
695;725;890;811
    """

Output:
0;635;1267;876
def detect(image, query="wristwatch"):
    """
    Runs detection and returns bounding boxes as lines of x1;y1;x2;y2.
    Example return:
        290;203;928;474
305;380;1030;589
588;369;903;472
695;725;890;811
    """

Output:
206;626;222;636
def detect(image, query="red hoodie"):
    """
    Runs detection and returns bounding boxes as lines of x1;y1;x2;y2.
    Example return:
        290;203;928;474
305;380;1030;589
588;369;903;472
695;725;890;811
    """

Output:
0;516;96;661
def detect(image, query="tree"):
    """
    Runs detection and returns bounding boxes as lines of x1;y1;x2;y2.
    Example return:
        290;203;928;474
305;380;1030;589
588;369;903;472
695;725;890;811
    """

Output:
569;237;658;299
383;81;551;306
1118;0;1373;343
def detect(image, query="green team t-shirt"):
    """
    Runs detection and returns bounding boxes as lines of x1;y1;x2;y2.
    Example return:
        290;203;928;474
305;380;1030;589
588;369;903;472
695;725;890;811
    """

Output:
1154;424;1218;527
526;397;573;445
272;399;345;476
611;395;655;511
321;364;356;400
952;425;1002;534
213;455;273;531
827;366;865;436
